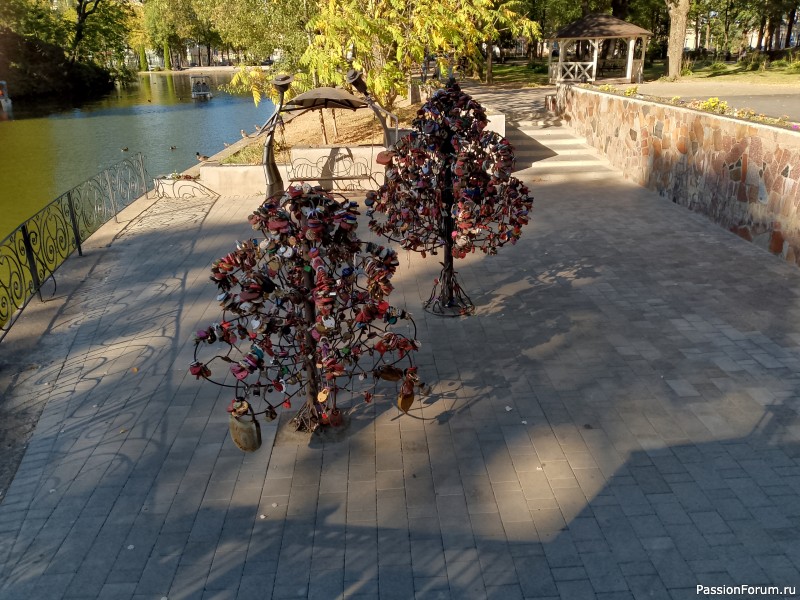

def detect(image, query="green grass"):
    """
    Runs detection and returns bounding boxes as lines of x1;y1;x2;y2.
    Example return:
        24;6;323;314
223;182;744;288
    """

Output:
685;64;800;84
486;63;551;87
222;140;264;165
482;57;800;86
646;58;800;84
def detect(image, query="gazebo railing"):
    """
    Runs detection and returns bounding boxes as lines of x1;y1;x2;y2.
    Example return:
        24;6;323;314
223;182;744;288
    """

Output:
557;62;596;82
631;59;644;82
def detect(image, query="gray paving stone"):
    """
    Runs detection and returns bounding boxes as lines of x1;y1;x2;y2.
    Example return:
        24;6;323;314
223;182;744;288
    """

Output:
514;554;558;597
556;578;597;600
89;582;138;600
625;574;671;600
484;583;524;599
5;86;800;600
619;561;657;577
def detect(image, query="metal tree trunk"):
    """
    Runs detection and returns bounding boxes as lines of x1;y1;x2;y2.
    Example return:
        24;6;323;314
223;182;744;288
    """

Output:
441;191;456;306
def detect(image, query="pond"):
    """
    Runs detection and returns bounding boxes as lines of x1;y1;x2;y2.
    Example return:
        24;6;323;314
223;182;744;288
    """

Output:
0;70;274;239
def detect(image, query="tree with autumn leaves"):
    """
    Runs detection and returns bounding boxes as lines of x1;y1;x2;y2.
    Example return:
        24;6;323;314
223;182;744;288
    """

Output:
191;185;426;446
365;81;533;315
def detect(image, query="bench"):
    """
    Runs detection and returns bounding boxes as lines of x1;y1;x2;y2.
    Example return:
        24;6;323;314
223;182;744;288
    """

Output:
287;147;384;191
598;59;626;77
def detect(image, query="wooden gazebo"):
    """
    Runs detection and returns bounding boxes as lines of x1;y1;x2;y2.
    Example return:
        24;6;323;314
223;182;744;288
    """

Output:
548;14;652;84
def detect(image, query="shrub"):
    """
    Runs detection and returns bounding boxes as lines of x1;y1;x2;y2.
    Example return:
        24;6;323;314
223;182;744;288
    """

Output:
694;97;728;113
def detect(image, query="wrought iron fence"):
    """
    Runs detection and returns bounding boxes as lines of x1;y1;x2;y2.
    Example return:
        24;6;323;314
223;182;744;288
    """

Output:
0;153;149;342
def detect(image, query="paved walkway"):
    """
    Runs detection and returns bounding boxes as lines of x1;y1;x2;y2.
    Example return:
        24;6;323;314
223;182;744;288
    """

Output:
636;80;800;123
2;86;800;599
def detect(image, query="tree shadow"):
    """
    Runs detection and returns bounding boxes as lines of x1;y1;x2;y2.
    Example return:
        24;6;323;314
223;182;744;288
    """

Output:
4;118;800;599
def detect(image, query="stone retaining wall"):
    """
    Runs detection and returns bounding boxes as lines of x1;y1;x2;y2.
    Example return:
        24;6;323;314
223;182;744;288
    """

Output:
557;84;800;264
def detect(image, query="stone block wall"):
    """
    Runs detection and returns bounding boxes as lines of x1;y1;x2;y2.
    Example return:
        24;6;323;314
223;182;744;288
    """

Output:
557;84;800;264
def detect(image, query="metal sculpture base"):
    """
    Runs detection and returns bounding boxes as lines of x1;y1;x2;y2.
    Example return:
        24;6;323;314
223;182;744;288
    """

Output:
291;399;319;433
291;398;347;434
424;265;475;317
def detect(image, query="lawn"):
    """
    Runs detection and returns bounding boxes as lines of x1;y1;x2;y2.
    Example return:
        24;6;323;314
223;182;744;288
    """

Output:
486;57;800;87
484;63;551;88
644;57;800;84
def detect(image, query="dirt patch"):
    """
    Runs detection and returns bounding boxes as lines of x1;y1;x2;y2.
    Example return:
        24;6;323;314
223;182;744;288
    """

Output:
226;97;422;165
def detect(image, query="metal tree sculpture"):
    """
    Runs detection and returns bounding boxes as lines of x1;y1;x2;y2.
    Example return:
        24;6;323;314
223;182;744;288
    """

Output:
366;81;534;316
191;185;425;447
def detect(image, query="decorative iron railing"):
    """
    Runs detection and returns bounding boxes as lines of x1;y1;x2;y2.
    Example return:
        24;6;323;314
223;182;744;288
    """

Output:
0;153;149;342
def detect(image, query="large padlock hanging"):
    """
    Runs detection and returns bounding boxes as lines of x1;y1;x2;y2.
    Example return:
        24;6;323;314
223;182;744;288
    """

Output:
228;400;262;452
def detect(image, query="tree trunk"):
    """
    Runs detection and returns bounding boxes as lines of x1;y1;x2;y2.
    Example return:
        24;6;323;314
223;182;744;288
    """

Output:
611;0;630;20
695;15;701;49
138;46;148;71
163;42;172;70
69;0;103;63
766;17;775;50
756;15;766;51
786;8;796;49
330;110;338;140
665;0;691;78
485;40;494;85
722;2;731;54
318;111;328;144
207;45;212;66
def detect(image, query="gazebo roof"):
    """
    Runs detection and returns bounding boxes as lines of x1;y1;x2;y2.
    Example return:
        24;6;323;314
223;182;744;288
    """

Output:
553;14;653;40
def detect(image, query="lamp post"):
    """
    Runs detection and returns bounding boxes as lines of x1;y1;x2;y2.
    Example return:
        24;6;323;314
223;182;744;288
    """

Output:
261;74;294;197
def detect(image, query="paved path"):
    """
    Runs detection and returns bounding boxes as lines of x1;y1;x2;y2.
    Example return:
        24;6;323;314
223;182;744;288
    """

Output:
636;80;800;123
2;86;800;599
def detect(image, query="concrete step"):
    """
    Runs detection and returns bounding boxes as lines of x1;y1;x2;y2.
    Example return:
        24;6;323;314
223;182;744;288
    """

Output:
507;130;589;147
515;152;611;167
514;162;619;183
508;129;584;140
505;125;620;183
515;146;596;159
511;116;564;127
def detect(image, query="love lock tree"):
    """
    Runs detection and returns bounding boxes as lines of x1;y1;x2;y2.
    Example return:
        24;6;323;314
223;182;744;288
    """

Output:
365;81;534;316
190;185;427;449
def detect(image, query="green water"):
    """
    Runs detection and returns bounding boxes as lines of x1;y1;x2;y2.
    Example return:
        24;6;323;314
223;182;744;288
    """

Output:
0;71;274;240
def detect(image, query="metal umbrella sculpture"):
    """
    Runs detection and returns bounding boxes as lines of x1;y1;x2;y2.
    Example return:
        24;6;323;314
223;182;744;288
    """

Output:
365;81;534;316
191;185;426;448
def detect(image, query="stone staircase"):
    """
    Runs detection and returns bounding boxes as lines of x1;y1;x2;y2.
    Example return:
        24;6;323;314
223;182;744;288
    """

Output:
464;85;622;184
507;122;621;183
